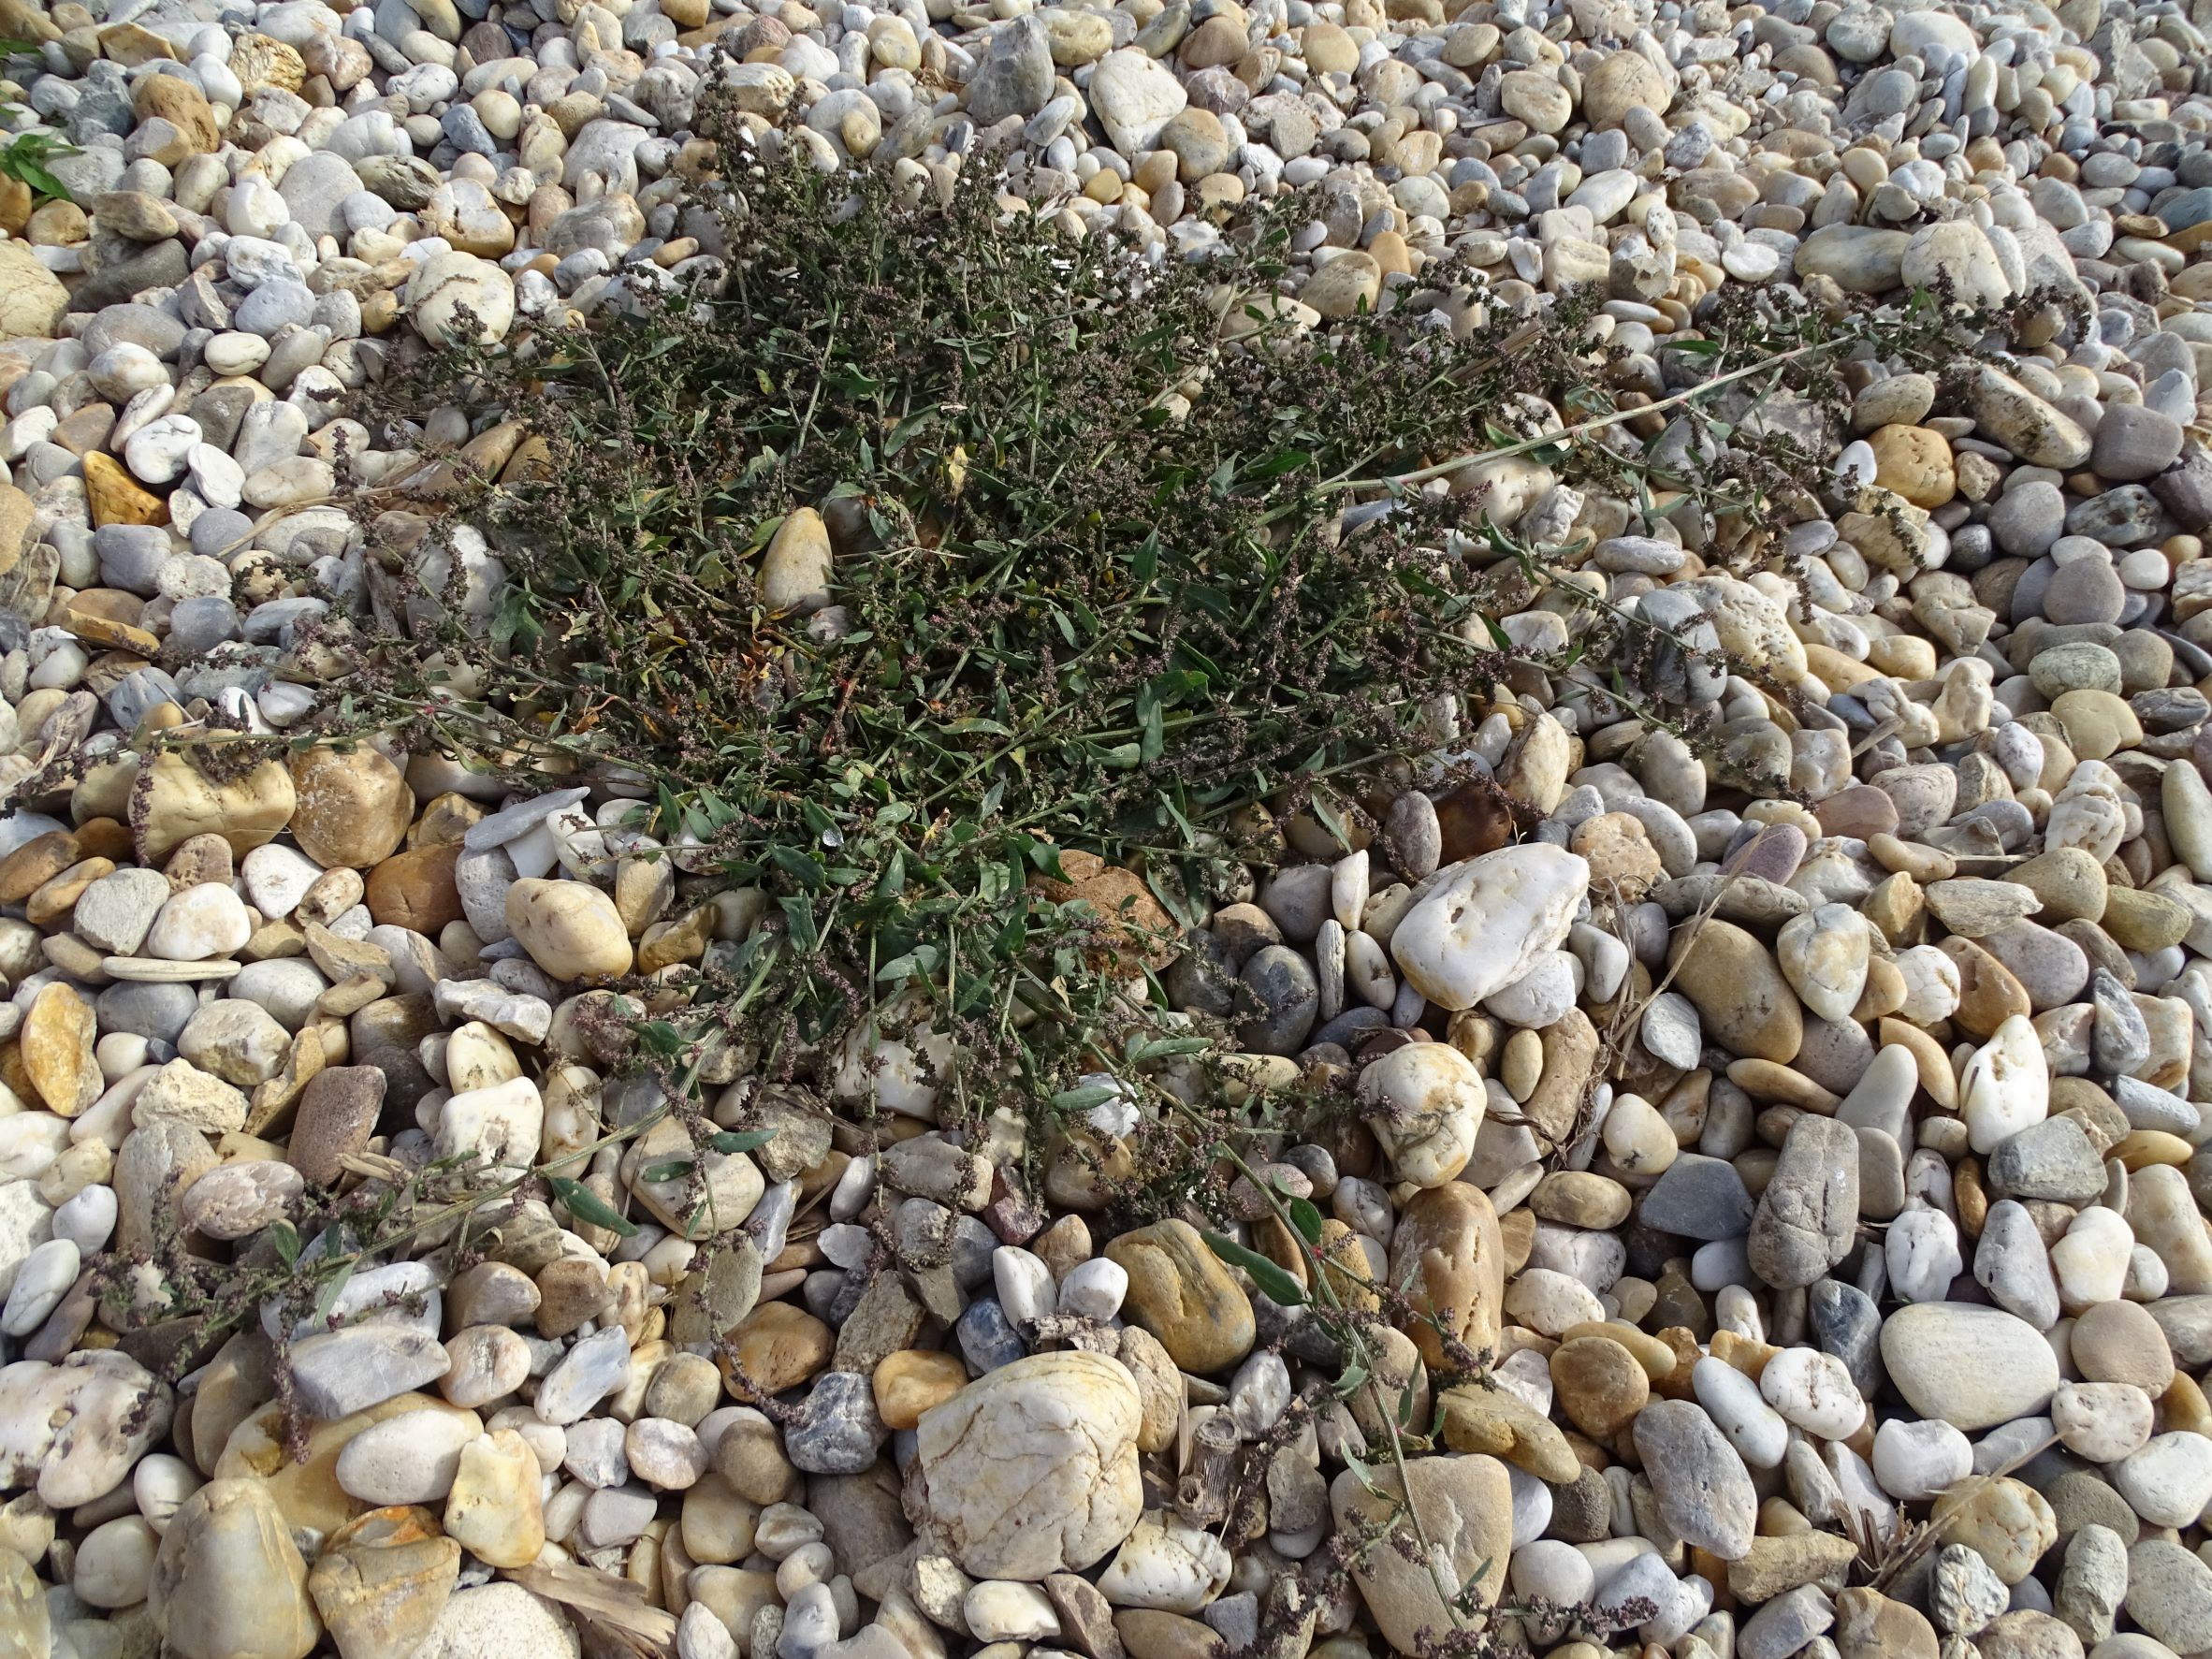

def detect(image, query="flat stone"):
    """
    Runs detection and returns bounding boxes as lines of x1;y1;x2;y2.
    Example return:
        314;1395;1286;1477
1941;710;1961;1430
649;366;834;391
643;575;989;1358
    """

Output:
1639;1155;1754;1240
1633;1399;1757;1558
1880;1303;2060;1431
288;1326;452;1420
1330;1455;1511;1644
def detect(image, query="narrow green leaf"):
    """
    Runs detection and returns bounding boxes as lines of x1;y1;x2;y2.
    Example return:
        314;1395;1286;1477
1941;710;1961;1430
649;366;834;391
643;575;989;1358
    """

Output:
313;1259;355;1324
550;1175;639;1237
1131;532;1159;583
1342;1447;1383;1496
269;1220;300;1266
640;1158;696;1184
779;894;820;953
1308;789;1350;850
1244;449;1313;481
1024;839;1069;882
1131;1035;1210;1061
771;845;825;889
1288;1196;1324;1246
1201;1229;1306;1306
709;1128;778;1154
1052;1084;1120;1113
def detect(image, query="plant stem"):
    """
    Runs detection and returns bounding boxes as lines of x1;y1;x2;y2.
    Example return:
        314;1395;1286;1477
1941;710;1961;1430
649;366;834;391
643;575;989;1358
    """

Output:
1321;339;1839;496
1157;1091;1466;1629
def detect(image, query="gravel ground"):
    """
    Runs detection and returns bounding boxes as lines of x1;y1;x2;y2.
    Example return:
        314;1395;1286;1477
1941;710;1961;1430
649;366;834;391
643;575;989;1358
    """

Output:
1;1;2211;1659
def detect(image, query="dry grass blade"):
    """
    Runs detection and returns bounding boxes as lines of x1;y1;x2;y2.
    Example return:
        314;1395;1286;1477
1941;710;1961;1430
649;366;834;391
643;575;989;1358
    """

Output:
1855;1433;2059;1594
507;1561;679;1656
1567;827;1781;1155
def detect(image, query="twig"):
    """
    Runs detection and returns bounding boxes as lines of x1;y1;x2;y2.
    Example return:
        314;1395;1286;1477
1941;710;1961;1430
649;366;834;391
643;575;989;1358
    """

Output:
1320;341;1841;496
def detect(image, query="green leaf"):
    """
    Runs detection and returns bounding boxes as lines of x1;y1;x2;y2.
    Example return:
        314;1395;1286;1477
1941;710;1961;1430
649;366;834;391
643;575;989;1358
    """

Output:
1052;1084;1120;1113
1342;1447;1384;1497
550;1175;639;1237
884;406;937;456
490;584;541;650
771;845;825;889
779;894;820;953
640;1159;696;1184
1288;1196;1324;1246
1244;449;1313;482
1332;1362;1369;1399
1130;532;1159;584
269;1220;300;1266
1138;689;1164;764
312;1258;355;1325
876;943;942;982
0;133;76;204
1308;788;1362;855
1130;1035;1210;1061
1201;1229;1306;1306
709;1128;778;1154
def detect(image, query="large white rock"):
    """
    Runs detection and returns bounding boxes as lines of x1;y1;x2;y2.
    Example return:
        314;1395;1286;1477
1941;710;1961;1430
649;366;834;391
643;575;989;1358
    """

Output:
1879;1303;2059;1432
417;1583;582;1659
405;252;517;348
911;1351;1143;1579
1901;220;2013;310
1669;575;1810;679
0;1349;175;1507
1096;1512;1231;1612
1389;845;1589;1011
1086;50;1187;155
2114;1432;2212;1527
1356;1041;1487;1187
335;1408;479;1506
0;1180;54;1301
434;1076;546;1172
1959;1014;2047;1154
1776;903;1870;1022
831;992;958;1120
1889;8;1979;59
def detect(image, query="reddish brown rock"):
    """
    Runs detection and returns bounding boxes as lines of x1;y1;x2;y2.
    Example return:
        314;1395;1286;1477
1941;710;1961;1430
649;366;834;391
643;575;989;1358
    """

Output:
365;842;465;935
